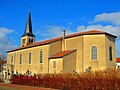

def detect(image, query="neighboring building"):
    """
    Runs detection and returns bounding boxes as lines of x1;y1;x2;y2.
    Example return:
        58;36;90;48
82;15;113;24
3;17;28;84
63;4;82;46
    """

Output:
0;60;7;78
2;63;7;78
116;58;120;69
7;11;117;75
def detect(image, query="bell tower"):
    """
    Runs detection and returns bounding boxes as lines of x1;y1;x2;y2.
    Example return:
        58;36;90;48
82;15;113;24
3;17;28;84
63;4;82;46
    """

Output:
20;9;35;47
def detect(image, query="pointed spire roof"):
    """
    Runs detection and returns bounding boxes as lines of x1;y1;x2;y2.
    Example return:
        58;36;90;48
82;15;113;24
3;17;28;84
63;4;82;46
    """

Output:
21;9;35;37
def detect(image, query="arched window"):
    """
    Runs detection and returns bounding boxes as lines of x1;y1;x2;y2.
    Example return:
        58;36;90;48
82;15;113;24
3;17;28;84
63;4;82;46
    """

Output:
20;54;22;64
28;53;31;64
109;47;112;61
91;46;97;60
40;50;43;63
22;39;26;44
53;61;56;68
29;38;31;43
11;56;13;63
31;39;33;43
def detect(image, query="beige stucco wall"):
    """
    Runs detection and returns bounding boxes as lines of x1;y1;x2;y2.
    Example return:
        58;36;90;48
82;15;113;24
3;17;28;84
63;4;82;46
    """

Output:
83;34;116;71
65;36;83;73
49;51;76;73
83;34;106;71
49;40;62;56
63;51;76;73
105;35;116;69
49;58;63;73
7;33;116;74
7;44;49;75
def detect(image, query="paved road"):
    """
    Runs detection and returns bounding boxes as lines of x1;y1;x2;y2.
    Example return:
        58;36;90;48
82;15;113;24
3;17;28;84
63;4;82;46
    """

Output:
0;83;59;90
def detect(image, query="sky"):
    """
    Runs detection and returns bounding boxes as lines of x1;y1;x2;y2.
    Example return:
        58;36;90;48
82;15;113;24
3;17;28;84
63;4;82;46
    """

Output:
0;0;120;58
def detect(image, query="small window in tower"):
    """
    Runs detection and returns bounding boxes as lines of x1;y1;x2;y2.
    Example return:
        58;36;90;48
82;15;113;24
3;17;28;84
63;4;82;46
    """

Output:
31;39;33;43
22;39;26;44
29;38;31;43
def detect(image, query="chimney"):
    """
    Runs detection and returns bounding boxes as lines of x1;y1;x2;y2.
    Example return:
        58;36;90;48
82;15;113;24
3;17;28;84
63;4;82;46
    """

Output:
63;30;66;37
63;30;66;51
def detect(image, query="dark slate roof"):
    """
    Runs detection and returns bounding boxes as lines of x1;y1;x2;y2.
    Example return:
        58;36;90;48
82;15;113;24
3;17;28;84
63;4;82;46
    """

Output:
21;10;35;37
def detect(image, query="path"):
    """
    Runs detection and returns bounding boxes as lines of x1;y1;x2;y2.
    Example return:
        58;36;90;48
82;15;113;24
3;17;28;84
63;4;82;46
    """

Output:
0;83;59;90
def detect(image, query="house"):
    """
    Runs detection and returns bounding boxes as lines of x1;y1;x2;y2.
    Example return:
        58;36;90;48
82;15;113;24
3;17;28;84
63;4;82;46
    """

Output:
6;10;117;75
116;58;120;69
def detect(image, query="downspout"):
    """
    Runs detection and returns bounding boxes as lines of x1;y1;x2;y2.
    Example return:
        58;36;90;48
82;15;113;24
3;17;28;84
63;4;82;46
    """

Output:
82;34;84;72
14;51;16;74
48;44;50;73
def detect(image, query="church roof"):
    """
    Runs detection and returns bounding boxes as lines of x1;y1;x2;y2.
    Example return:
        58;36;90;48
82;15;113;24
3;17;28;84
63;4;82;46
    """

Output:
65;30;117;38
7;37;62;53
21;10;35;37
7;30;117;53
49;50;76;59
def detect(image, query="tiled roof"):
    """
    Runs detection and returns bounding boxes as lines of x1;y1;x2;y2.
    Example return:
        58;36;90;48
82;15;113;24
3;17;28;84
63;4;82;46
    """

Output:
49;50;76;59
65;30;117;38
7;30;117;53
7;37;63;53
116;58;120;62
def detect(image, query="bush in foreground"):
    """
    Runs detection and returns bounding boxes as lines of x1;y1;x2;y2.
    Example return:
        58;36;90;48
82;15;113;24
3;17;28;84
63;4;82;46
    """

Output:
11;69;120;90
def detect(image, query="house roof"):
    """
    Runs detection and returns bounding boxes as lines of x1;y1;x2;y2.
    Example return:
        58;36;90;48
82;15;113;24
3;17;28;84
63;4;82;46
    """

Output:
49;50;76;59
116;58;120;62
7;30;117;53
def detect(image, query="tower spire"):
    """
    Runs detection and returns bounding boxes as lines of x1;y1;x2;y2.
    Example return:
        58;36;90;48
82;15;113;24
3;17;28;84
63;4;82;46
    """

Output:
20;9;35;47
21;9;35;37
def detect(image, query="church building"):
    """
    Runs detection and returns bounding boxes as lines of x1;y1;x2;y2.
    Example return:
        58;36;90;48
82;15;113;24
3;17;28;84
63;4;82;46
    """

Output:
7;11;117;75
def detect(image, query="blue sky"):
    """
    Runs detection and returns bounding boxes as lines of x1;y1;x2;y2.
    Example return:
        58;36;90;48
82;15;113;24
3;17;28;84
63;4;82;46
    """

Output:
0;0;120;58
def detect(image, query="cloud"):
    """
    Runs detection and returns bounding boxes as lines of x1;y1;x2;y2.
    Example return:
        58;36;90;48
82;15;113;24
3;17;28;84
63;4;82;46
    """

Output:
35;25;74;41
0;27;17;59
90;12;120;26
77;24;119;37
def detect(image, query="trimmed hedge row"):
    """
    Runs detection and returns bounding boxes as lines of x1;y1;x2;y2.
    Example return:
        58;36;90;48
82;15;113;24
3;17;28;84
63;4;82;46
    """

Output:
11;69;120;90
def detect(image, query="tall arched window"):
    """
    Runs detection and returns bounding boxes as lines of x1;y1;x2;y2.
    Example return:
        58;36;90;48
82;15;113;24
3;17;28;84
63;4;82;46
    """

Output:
20;54;22;64
109;47;112;61
40;50;43;63
91;46;97;60
11;56;13;63
28;53;31;64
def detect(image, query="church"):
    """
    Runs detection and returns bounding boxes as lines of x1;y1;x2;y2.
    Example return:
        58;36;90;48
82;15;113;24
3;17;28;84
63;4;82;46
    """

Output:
7;11;117;75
